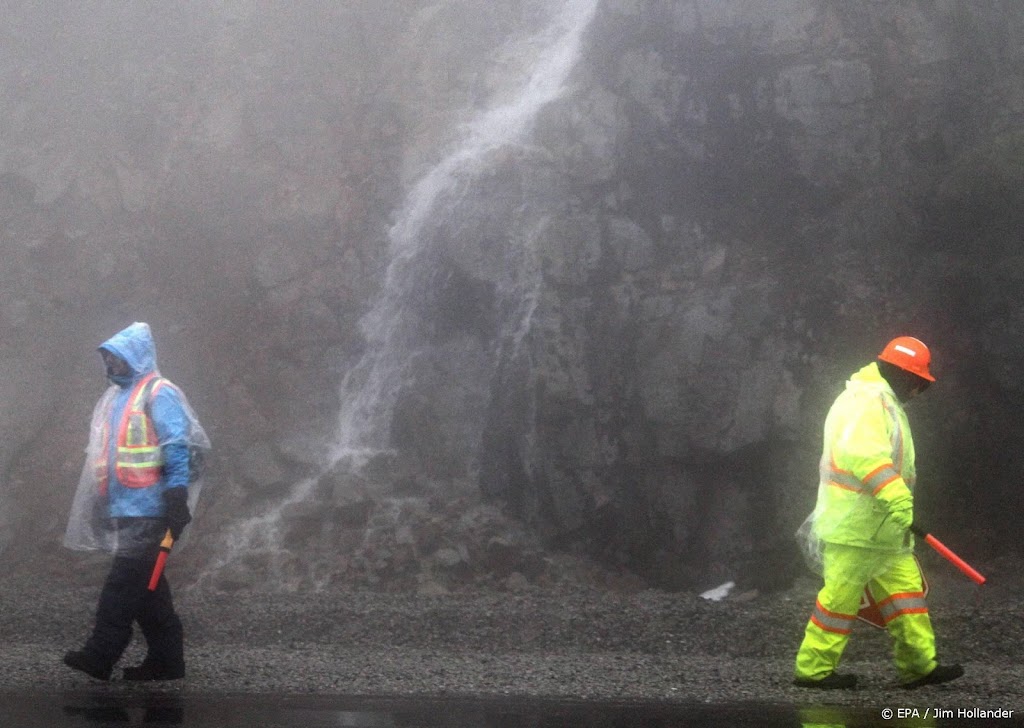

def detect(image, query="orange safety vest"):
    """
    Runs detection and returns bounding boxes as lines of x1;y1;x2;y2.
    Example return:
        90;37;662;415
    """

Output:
95;373;168;495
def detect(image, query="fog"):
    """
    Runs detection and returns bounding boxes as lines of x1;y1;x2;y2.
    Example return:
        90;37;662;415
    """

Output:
2;1;1024;593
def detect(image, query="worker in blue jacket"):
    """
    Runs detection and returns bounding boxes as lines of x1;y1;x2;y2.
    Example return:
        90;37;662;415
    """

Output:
63;322;209;681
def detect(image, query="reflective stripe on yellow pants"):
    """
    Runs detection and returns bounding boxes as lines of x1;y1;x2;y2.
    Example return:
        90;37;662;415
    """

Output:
794;542;937;683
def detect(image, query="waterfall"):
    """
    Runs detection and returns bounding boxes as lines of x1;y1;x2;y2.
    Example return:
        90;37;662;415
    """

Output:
331;0;600;470
327;0;598;475
207;0;600;589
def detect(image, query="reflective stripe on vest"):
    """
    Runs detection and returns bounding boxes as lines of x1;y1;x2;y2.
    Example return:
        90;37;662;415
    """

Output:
876;591;929;624
879;396;911;487
826;461;868;493
809;599;857;635
825;395;910;495
96;373;166;492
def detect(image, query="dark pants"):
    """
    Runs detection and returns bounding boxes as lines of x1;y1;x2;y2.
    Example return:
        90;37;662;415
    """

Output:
83;555;184;672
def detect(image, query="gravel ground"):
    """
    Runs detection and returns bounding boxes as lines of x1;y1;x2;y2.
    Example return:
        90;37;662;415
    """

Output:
1;550;1022;717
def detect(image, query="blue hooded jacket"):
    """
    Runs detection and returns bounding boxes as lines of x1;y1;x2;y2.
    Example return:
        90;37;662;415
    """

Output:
99;322;190;518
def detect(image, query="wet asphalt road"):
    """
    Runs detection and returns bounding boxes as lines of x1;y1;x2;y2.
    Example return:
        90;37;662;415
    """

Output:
3;569;1023;728
4;691;1023;728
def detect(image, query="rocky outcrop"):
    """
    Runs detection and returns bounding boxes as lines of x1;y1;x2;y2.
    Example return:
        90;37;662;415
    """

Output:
2;2;1023;591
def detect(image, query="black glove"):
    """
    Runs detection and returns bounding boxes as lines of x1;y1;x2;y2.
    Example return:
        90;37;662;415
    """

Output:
163;487;192;541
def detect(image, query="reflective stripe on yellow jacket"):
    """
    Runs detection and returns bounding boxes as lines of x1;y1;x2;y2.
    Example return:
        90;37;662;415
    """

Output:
811;362;915;551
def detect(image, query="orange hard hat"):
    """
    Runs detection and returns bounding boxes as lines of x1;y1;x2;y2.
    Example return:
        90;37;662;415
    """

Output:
878;336;936;382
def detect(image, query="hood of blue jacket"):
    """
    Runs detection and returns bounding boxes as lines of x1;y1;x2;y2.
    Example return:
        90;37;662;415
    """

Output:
98;322;157;380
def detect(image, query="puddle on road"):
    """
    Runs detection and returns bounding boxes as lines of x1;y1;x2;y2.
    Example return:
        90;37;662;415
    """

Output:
0;691;1016;728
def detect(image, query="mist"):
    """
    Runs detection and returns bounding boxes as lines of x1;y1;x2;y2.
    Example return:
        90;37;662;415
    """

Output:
2;1;1024;594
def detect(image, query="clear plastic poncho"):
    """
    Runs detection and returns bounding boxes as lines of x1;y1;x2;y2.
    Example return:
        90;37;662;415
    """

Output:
63;322;210;557
796;364;916;578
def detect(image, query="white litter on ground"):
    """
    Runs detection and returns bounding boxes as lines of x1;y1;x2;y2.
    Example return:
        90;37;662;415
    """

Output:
699;581;735;602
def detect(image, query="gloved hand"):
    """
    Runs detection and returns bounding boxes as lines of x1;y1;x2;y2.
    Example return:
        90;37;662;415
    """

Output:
163;487;192;540
889;506;914;530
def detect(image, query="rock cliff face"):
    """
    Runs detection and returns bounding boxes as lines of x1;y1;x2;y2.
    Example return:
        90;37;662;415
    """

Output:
2;1;1023;591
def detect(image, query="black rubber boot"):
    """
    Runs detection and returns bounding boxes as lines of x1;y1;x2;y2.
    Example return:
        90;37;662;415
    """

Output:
62;650;112;681
793;672;858;689
902;663;964;689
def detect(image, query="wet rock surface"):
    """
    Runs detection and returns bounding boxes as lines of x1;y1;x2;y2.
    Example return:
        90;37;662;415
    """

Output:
3;3;1024;622
2;554;1022;711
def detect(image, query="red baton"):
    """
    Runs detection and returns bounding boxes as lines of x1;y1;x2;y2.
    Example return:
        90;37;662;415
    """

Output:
911;525;986;585
148;529;175;591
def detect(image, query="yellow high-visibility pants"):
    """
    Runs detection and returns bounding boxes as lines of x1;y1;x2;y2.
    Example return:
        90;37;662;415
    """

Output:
794;542;938;683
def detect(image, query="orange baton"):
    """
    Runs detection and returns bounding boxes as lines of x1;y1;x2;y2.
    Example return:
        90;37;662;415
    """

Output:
911;524;986;585
147;529;175;591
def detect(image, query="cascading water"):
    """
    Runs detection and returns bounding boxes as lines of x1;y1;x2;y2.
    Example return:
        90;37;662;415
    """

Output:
331;0;600;469
208;0;600;589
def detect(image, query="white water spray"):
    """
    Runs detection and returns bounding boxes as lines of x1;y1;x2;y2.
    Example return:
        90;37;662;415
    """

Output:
330;0;600;468
208;0;600;587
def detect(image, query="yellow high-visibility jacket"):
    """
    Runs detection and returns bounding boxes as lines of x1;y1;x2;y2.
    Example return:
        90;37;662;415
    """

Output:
810;362;916;551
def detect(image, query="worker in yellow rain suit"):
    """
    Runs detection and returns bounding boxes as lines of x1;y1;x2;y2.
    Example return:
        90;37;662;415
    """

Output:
793;337;963;690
